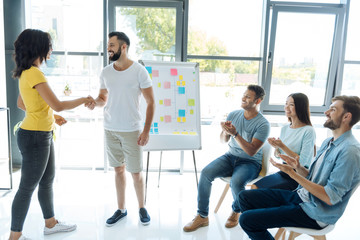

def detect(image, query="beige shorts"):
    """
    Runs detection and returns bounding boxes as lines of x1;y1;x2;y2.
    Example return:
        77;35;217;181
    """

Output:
104;129;143;173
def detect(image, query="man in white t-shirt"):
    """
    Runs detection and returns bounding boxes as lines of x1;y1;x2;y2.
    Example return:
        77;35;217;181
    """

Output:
87;32;155;226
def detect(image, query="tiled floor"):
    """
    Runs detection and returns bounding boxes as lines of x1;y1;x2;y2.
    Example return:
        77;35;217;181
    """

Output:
1;169;360;240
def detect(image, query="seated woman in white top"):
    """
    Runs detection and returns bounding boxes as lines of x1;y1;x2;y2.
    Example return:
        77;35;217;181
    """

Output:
252;92;316;190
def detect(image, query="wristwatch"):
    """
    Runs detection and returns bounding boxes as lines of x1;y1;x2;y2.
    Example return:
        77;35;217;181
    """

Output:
232;132;238;138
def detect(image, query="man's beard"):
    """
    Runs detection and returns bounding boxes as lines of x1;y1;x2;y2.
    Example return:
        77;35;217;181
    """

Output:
323;114;343;130
109;49;121;61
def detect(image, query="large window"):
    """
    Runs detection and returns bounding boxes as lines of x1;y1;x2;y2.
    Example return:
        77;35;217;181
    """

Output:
26;0;104;169
187;0;264;122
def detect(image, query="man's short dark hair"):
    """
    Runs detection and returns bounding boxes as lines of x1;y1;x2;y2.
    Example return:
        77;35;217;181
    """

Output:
247;85;266;101
108;31;130;48
332;95;360;127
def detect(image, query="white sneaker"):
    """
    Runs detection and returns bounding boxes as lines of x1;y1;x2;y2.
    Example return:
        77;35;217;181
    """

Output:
19;235;31;240
43;221;77;235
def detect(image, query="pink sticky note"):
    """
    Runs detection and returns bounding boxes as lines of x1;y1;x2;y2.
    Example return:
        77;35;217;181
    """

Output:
165;115;172;123
153;70;159;77
164;81;171;89
170;68;178;76
164;99;171;106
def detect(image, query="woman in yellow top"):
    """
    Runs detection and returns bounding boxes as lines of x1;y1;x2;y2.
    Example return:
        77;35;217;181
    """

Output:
9;29;94;240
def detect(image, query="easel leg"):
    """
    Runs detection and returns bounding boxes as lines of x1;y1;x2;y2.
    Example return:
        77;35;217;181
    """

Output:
192;150;198;188
158;151;162;187
145;151;150;205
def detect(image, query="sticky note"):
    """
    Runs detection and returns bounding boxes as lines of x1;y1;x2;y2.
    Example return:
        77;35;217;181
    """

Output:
170;68;177;76
177;117;181;122
182;81;186;86
164;81;171;89
150;128;153;134
190;109;194;115
157;82;161;88
182;117;186;122
153;70;159;77
182;132;188;135
159;100;163;105
173;132;180;135
178;109;185;117
160;117;164;122
176;81;181;86
165;115;171;123
154;128;159;133
178;87;185;94
145;66;152;74
164;99;171;106
154;122;158;127
179;75;183;80
149;73;152;79
188;99;195;106
190;132;197;135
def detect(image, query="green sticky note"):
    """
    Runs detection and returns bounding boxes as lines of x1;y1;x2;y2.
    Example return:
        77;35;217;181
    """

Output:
188;99;195;106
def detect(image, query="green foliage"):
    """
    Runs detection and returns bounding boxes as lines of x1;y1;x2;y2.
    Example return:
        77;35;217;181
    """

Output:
120;7;176;53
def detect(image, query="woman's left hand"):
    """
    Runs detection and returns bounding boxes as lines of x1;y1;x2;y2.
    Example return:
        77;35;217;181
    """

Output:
54;114;67;126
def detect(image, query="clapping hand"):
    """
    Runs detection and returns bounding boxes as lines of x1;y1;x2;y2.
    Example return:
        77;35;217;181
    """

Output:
221;121;237;136
269;157;294;175
267;137;284;149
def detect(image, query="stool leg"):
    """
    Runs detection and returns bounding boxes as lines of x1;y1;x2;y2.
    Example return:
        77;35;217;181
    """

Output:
214;183;230;213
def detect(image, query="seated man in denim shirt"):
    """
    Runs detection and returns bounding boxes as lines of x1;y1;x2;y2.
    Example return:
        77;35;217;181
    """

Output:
238;95;360;240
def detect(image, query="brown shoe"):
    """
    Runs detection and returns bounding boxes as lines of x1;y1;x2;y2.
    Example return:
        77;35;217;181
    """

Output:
183;214;209;232
225;211;240;228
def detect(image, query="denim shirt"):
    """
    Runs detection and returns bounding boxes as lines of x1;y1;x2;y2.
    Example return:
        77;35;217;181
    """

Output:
299;130;360;225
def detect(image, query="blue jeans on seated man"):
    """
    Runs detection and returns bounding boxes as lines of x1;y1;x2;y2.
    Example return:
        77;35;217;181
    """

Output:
197;152;261;217
238;189;322;240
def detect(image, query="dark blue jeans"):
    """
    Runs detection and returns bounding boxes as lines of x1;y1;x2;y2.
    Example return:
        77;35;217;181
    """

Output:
197;153;261;217
238;189;322;240
11;128;55;232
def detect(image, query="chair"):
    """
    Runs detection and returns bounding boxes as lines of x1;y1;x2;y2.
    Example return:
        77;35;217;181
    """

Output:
214;141;272;213
274;224;335;240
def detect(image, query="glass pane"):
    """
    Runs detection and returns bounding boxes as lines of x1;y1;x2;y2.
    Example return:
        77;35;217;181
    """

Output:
115;7;176;61
269;12;336;106
273;0;340;3
188;59;259;122
345;0;360;61
188;0;263;57
28;0;103;52
341;64;360;97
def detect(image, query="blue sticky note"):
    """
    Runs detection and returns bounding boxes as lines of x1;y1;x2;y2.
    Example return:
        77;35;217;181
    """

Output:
150;128;153;134
145;66;152;74
179;109;186;117
154;128;159;133
154;122;158;127
178;87;185;94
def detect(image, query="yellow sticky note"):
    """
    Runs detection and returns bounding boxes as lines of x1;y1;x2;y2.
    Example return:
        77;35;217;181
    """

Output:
179;75;183;80
159;100;163;105
182;117;186;122
176;81;181;86
158;82;161;88
173;131;180;135
190;132;197;135
190;109;194;114
177;117;181;122
182;81;185;86
160;117;164;122
182;131;188;135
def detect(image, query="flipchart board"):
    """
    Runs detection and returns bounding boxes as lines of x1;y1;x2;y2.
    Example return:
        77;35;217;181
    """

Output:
139;60;201;151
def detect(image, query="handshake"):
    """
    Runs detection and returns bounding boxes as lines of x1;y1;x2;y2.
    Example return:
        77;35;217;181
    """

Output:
84;96;96;110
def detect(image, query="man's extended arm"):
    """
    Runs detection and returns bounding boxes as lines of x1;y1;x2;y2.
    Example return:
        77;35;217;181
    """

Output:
138;86;155;146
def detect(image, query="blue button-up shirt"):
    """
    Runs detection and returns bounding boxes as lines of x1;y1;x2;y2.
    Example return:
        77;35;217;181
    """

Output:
299;130;360;225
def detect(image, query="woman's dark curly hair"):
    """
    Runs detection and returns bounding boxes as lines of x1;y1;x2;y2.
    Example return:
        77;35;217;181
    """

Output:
12;29;52;78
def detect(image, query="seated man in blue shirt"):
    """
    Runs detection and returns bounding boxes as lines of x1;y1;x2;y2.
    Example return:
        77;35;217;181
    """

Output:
238;95;360;240
183;85;270;232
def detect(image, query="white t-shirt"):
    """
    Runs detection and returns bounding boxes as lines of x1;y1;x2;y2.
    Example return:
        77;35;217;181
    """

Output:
100;61;152;131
